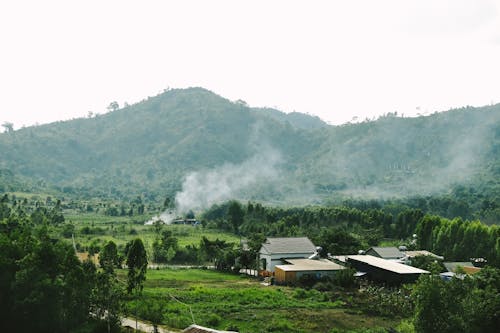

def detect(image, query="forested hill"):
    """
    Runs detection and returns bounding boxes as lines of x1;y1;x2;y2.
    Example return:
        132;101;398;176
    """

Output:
0;87;499;212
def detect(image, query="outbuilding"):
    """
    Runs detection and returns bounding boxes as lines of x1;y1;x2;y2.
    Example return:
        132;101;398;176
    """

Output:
274;258;345;284
365;247;405;260
346;255;429;284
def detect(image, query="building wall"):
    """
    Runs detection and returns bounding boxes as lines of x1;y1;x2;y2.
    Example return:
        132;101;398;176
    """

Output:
260;252;314;272
274;268;340;284
348;258;422;284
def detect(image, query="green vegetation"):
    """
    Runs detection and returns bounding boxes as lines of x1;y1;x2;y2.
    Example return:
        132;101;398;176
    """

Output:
0;88;498;221
1;88;500;332
118;268;401;333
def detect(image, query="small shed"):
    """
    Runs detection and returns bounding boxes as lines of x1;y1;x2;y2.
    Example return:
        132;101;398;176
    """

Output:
365;247;405;260
274;259;345;284
259;237;317;272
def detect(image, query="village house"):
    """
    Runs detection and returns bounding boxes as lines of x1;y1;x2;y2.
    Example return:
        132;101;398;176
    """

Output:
259;237;317;273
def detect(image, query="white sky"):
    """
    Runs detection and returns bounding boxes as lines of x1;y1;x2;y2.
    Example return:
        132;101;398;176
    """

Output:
1;0;500;129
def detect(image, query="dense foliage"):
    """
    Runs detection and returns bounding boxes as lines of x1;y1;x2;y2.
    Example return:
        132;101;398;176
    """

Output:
412;268;500;333
0;201;119;332
203;201;500;267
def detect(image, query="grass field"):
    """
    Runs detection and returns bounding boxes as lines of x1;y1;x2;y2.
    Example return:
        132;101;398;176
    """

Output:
64;212;240;258
118;268;402;333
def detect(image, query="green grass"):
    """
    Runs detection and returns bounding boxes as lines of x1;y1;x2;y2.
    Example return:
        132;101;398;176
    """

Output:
119;269;402;333
64;211;240;258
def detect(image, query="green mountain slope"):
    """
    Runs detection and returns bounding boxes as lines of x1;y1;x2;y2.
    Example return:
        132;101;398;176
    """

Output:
0;88;498;210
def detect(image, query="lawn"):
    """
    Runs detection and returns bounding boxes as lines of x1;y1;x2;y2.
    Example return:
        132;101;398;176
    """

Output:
118;268;402;333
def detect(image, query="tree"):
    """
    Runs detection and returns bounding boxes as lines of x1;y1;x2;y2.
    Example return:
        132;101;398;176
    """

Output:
92;268;123;333
125;238;148;331
107;101;119;113
228;200;244;233
126;238;148;294
1;121;13;133
99;241;120;273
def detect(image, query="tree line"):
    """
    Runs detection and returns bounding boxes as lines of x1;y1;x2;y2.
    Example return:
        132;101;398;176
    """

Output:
202;200;500;267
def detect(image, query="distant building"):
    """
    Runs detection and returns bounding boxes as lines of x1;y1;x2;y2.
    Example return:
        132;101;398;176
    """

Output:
346;255;429;284
274;258;345;284
365;247;405;260
259;237;317;272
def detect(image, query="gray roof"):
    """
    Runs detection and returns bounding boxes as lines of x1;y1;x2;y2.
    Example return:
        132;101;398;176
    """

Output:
260;237;316;255
347;255;429;274
367;247;405;259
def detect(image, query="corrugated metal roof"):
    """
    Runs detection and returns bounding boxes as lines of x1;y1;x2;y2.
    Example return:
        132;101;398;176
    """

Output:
260;237;316;255
367;247;404;259
276;259;346;271
347;255;429;274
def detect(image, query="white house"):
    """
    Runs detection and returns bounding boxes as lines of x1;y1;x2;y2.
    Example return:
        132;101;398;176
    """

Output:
259;237;317;272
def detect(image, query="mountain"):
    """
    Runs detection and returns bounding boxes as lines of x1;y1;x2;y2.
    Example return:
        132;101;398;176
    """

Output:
0;87;499;212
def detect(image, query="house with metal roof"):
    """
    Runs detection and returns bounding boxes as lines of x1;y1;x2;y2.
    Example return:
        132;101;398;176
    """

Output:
346;255;429;284
274;258;345;284
365;247;405;260
259;237;317;272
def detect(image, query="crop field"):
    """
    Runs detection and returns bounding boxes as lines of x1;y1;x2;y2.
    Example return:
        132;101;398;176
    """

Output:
65;212;239;254
118;269;402;333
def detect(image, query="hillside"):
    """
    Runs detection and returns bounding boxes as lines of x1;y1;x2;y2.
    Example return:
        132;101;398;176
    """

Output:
0;87;499;213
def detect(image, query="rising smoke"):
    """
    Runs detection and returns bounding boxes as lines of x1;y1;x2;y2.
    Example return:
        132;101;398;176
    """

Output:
175;148;282;214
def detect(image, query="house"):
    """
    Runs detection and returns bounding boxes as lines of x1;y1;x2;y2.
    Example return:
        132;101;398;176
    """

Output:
274;258;345;284
346;255;429;284
365;247;405;261
259;237;317;272
182;324;238;333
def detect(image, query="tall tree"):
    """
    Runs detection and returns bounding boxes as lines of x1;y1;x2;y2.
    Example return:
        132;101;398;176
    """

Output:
228;200;244;233
126;238;148;294
99;240;120;273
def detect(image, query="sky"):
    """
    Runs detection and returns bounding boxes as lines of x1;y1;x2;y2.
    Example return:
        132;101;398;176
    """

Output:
1;0;500;129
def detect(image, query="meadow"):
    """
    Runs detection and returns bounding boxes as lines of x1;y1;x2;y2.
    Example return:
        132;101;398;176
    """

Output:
118;268;402;333
64;212;239;255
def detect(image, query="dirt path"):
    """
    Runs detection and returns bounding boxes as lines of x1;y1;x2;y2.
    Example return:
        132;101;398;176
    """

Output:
121;317;177;333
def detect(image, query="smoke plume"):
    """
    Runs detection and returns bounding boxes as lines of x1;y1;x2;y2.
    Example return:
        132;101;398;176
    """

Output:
175;148;282;213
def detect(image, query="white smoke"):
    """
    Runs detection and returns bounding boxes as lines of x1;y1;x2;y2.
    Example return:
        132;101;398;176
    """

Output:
175;148;282;213
144;210;177;225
